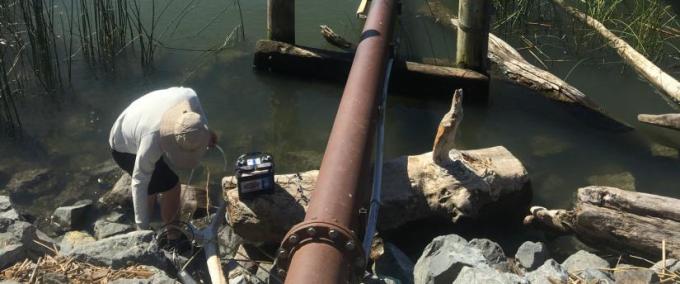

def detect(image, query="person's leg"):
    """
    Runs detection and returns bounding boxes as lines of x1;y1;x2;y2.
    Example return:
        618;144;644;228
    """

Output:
160;182;181;225
147;193;157;218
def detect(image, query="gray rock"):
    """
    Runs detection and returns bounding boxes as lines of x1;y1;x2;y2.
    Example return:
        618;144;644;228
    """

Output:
105;211;127;223
94;219;133;239
414;234;487;284
0;219;38;268
99;174;132;208
0;195;19;220
375;242;414;284
51;200;93;230
525;259;569;284
63;230;169;270
59;231;96;252
0;217;55;261
614;264;660;284
0;244;25;269
651;258;680;274
561;250;610;273
218;222;242;257
364;275;401;284
109;266;178;284
515;241;548;271
469;238;507;269
453;266;528;284
577;269;614;284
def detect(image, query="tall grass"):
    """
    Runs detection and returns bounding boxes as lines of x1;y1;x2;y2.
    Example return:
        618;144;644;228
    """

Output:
491;0;680;64
77;0;156;71
0;0;161;135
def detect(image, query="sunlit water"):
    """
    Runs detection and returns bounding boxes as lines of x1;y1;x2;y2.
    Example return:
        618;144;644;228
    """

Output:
0;0;678;260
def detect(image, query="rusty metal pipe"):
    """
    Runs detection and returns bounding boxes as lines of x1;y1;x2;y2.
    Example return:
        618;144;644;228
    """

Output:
282;0;396;282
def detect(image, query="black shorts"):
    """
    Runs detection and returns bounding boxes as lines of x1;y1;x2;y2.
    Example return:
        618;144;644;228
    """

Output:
111;150;179;195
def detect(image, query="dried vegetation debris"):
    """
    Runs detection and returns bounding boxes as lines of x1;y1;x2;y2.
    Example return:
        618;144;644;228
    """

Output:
0;255;154;283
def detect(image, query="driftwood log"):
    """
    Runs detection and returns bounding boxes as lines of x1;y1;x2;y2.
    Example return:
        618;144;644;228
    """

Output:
638;113;680;131
223;147;530;244
433;89;463;165
525;186;680;258
552;0;680;107
320;25;355;50
420;0;630;130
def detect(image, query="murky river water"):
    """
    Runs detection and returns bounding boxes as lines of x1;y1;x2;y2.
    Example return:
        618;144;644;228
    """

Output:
1;0;678;260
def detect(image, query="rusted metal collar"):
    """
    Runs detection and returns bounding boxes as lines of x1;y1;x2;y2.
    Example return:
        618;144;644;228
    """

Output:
275;221;365;281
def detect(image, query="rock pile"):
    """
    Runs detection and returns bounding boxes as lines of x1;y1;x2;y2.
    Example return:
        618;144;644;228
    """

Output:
410;234;677;284
0;195;180;283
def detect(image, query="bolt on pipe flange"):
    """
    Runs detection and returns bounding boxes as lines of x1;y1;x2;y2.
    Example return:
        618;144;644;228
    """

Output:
273;220;365;281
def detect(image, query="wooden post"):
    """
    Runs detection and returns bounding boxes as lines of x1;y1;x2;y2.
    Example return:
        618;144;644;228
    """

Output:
456;0;491;74
267;0;295;44
456;0;491;101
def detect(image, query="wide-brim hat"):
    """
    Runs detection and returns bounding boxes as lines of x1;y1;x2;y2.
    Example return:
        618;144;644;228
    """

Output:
159;100;210;170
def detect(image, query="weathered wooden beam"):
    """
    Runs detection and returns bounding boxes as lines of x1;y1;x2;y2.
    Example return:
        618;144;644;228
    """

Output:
525;186;680;259
638;113;680;131
223;146;530;244
253;40;488;97
267;0;295;44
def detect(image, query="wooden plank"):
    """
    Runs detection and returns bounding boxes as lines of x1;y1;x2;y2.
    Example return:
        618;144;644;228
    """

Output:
253;40;488;98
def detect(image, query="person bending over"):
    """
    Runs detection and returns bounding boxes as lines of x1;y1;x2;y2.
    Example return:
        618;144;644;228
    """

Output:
109;87;216;230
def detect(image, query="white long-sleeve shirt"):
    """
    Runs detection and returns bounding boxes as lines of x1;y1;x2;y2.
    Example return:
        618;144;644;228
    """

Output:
109;87;207;228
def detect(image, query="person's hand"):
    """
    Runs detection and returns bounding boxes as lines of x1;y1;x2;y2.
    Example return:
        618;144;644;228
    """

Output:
208;130;218;148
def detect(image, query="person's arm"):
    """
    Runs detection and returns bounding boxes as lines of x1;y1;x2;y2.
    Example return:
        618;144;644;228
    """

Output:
131;134;161;230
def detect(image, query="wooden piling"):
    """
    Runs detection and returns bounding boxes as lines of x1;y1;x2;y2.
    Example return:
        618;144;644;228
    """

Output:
267;0;295;44
456;0;491;74
456;0;491;101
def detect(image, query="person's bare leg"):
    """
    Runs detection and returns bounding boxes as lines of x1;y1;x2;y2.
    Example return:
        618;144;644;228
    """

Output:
161;182;181;226
147;194;157;219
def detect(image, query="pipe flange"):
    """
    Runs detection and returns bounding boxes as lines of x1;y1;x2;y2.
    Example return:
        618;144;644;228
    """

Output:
274;220;366;280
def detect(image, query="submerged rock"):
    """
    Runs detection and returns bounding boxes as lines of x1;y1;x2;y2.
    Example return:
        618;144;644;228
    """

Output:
4;168;54;195
614;264;660;284
414;234;487;284
530;136;570;157
586;172;635;191
514;241;549;271
51;200;93;230
650;143;679;159
524;259;569;284
453;266;527;284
